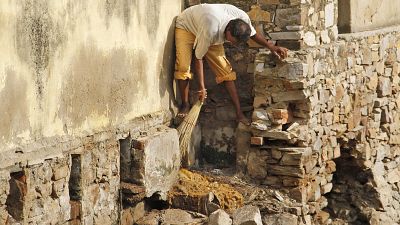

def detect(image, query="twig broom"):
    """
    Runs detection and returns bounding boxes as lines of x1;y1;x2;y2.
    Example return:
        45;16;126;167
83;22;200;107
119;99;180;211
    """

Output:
177;100;203;167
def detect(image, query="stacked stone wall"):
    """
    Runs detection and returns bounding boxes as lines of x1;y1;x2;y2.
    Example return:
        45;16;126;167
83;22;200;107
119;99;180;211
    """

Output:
192;0;339;163
0;112;179;225
244;25;400;224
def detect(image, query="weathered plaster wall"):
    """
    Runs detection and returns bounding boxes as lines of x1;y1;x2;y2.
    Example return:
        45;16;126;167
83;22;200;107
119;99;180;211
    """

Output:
0;0;181;154
338;0;400;33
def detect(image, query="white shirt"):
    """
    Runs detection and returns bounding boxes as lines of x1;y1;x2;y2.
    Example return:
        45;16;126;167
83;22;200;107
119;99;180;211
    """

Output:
176;4;257;59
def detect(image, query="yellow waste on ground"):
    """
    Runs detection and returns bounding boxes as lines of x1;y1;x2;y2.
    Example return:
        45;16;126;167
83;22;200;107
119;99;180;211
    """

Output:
169;169;243;213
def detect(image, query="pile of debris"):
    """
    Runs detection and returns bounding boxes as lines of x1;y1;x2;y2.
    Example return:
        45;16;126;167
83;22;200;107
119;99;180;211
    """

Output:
121;168;315;225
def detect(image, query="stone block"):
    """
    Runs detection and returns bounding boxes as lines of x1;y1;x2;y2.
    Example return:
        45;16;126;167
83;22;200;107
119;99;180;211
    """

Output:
247;5;270;22
132;126;180;198
236;124;252;174
304;32;316;46
315;211;330;224
252;129;294;140
163;209;207;224
250;137;264;146
321;183;333;194
289;185;309;203
279;148;312;166
253;96;268;108
378;77;392;97
233;205;262;225
282;177;308;187
390;135;400;145
386;169;400;184
252;109;269;121
275;7;301;28
52;165;69;181
269;31;304;40
272;90;307;102
247;150;268;179
52;179;65;197
277;40;303;50
271;109;289;122
268;165;305;178
263;213;298;225
209;209;232;225
259;0;280;5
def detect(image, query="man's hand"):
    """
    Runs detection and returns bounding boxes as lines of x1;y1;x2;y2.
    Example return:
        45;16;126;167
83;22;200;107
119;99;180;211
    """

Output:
198;89;207;103
250;33;289;60
270;46;288;60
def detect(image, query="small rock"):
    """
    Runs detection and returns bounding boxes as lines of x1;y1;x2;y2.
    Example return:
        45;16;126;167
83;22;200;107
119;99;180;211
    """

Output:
263;213;298;225
209;209;232;225
233;205;262;225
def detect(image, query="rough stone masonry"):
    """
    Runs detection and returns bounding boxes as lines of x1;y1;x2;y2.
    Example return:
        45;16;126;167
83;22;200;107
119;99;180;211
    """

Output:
235;0;400;224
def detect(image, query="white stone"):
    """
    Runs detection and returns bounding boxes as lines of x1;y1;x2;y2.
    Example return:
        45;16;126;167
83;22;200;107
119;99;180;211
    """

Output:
233;205;262;225
255;63;265;73
133;127;180;199
286;25;304;31
304;32;317;46
252;109;269;121
269;31;304;40
321;30;330;44
325;3;335;28
209;209;232;225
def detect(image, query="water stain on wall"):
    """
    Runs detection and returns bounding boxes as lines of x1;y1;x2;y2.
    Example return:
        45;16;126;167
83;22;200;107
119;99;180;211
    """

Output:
104;0;160;37
15;0;64;102
60;44;149;128
0;69;30;142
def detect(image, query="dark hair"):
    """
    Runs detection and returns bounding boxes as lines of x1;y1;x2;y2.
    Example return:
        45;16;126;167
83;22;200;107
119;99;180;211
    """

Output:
226;19;252;42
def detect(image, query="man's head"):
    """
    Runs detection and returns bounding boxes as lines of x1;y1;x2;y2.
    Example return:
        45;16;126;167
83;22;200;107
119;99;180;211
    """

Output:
225;19;251;45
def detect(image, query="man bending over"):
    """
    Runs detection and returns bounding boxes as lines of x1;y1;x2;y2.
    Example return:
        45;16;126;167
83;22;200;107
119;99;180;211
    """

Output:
175;3;288;125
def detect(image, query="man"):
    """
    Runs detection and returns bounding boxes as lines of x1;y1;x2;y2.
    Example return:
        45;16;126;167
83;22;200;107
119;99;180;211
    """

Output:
175;4;288;125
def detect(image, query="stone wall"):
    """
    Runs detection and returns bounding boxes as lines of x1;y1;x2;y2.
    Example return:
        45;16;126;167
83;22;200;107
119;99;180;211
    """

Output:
193;0;339;164
0;112;180;224
0;0;183;224
243;16;400;225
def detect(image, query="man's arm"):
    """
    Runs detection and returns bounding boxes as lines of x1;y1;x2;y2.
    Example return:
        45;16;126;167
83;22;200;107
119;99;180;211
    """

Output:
194;58;207;102
251;33;288;59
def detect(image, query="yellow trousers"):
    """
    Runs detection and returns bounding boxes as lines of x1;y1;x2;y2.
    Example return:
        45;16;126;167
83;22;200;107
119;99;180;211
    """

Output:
174;28;236;84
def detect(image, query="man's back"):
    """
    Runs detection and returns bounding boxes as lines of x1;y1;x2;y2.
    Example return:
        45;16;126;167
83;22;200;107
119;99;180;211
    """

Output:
176;4;255;59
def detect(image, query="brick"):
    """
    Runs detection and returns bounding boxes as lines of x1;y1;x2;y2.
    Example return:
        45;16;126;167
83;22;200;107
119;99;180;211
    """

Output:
250;137;264;146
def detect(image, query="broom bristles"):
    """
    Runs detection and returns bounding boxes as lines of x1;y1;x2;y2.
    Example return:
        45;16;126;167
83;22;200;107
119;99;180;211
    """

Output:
177;100;203;162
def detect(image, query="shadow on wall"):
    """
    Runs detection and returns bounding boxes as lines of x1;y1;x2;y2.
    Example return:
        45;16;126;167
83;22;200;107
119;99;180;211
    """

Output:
159;16;179;116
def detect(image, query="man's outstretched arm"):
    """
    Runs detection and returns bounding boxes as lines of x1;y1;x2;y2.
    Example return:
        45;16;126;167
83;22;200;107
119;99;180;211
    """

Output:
250;33;288;59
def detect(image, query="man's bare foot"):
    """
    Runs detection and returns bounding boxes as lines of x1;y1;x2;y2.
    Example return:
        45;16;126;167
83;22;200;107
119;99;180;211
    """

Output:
177;104;190;118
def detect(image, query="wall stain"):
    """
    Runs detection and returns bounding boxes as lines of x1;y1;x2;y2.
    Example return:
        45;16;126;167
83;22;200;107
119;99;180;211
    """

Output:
144;0;160;38
16;0;64;104
60;44;149;128
0;68;30;142
104;0;117;29
103;0;160;37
